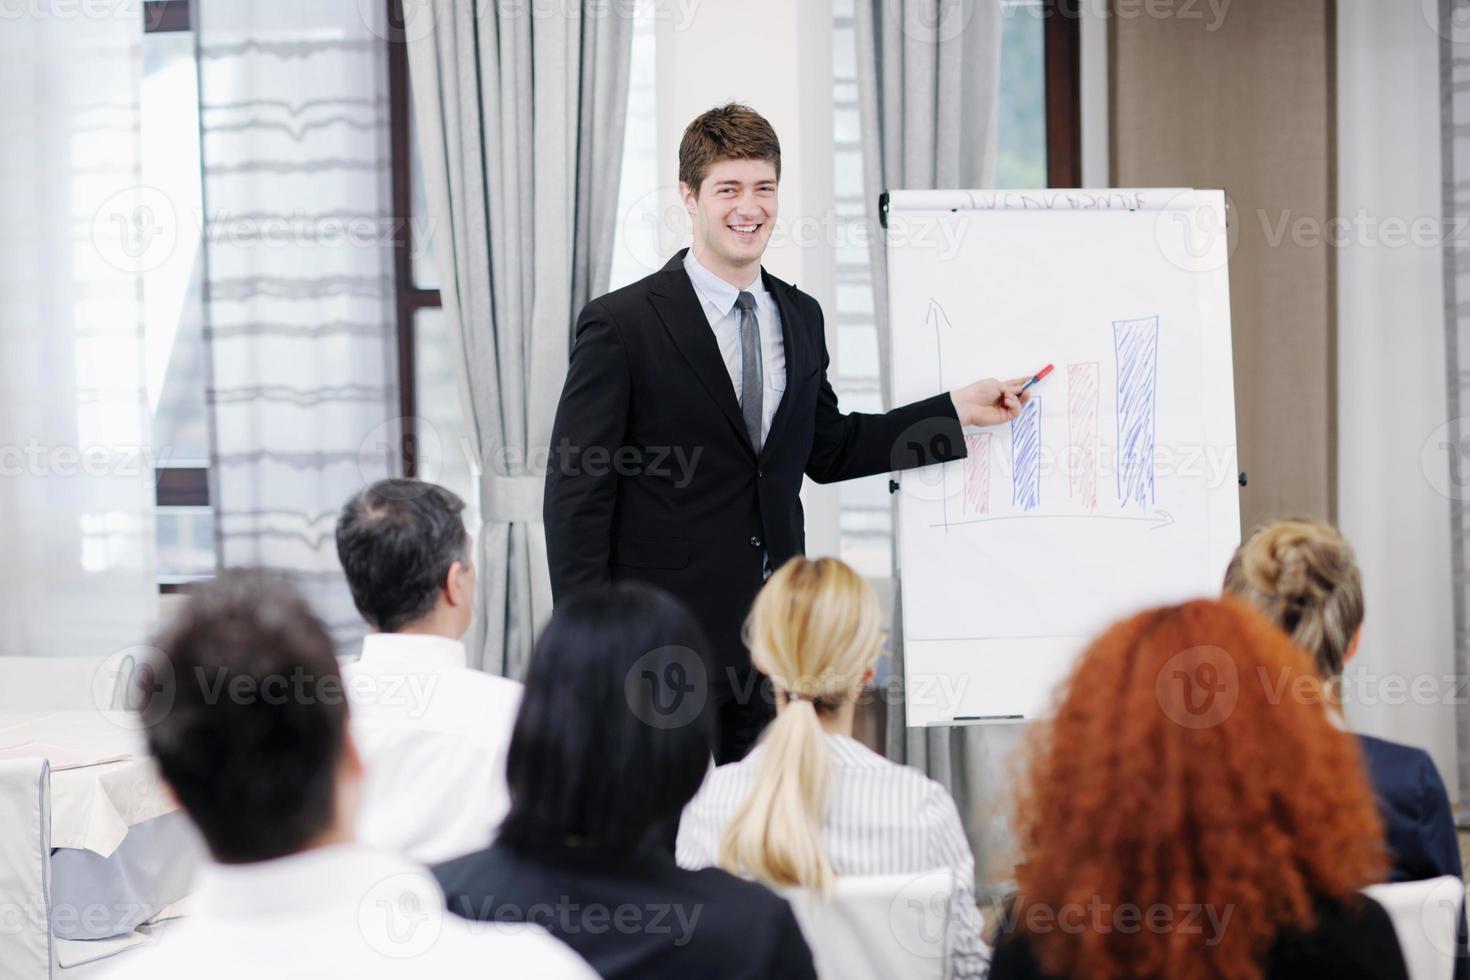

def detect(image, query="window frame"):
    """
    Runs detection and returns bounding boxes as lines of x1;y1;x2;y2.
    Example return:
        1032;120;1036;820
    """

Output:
386;0;442;480
144;1;209;595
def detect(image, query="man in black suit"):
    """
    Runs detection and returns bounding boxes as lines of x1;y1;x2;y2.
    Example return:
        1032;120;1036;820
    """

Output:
544;104;1027;762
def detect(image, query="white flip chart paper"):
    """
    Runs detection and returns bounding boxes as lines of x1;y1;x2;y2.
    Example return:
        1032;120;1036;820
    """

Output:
886;189;1241;725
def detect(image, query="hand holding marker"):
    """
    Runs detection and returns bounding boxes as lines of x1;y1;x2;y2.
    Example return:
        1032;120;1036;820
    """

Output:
1019;363;1053;395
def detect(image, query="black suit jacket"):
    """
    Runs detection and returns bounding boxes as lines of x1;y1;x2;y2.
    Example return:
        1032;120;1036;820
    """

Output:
1357;734;1463;883
434;843;817;980
544;250;965;671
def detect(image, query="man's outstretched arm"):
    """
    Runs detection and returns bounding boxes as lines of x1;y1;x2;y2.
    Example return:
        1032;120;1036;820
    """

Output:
543;302;630;599
805;302;1028;484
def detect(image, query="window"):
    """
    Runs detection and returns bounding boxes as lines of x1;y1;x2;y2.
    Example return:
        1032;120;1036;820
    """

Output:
142;1;213;590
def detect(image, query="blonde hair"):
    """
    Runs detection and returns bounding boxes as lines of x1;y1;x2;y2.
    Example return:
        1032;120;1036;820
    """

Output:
1222;518;1364;679
718;557;883;894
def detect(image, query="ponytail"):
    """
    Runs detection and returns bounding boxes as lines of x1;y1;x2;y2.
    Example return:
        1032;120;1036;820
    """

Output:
719;696;834;892
716;557;882;894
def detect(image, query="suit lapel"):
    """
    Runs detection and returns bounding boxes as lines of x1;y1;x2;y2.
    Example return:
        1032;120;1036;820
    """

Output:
760;269;806;461
649;251;754;455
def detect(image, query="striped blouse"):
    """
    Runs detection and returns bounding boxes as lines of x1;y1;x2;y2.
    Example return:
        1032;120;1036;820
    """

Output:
676;733;991;979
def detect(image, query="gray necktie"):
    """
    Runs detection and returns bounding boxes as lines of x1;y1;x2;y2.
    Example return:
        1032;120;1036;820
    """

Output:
735;290;763;452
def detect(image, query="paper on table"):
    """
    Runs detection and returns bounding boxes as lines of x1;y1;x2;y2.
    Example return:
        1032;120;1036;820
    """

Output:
0;740;133;770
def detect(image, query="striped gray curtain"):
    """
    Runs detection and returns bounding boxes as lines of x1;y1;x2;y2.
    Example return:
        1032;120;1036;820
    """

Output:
195;2;398;648
405;1;634;677
1441;0;1470;811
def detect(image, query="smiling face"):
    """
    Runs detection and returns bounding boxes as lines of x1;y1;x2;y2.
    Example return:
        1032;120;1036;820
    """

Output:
681;157;779;281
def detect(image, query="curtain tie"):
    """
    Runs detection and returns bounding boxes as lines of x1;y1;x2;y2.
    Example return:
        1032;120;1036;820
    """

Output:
483;474;543;525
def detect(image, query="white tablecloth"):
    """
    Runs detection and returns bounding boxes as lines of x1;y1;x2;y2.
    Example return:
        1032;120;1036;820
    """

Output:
0;710;176;857
0;709;197;942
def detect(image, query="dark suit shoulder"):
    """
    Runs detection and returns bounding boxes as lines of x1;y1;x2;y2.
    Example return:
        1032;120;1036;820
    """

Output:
759;268;821;320
1358;733;1434;772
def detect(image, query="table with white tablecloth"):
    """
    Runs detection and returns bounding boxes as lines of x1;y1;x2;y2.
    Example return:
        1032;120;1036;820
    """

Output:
0;710;202;947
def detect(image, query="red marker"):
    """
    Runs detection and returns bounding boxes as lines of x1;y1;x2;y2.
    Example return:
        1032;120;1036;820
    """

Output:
1018;363;1054;394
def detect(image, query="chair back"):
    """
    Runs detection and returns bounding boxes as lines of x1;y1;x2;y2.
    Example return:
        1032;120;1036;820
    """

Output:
1363;875;1466;980
780;870;955;980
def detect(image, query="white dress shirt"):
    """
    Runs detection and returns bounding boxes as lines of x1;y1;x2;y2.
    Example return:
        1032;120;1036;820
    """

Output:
683;249;787;444
99;844;596;980
676;733;991;979
343;633;523;864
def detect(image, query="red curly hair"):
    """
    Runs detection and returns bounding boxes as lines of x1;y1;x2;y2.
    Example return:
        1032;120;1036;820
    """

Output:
1011;598;1385;980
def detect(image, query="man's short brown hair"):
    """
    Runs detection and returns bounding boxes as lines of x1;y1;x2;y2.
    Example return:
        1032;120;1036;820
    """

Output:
678;103;781;194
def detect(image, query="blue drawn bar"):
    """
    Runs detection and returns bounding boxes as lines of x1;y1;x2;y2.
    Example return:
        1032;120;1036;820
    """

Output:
1113;316;1160;508
1010;398;1041;511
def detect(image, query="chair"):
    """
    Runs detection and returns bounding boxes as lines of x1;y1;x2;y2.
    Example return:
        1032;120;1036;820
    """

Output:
1363;875;1466;980
780;870;955;980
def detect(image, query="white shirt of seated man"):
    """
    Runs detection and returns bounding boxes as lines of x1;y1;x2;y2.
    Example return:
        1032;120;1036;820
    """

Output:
100;741;594;980
342;550;522;865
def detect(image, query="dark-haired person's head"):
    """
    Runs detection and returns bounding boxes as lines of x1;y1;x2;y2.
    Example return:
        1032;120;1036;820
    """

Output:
678;103;781;272
145;570;361;864
336;478;475;637
498;584;713;855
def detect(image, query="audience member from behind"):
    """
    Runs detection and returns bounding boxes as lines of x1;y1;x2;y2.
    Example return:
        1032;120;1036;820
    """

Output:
102;570;594;980
434;584;817;980
1224;518;1461;883
676;556;991;979
990;598;1405;980
337;478;522;863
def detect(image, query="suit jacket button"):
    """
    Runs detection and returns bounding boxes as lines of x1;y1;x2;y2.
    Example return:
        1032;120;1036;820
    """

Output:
757;469;764;478
749;536;762;548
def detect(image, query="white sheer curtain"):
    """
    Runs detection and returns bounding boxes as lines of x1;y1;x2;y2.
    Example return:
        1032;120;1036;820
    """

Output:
195;1;397;648
0;4;157;658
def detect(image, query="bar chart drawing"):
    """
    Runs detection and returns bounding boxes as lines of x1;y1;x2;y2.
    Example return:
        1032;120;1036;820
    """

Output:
1067;362;1100;512
963;433;992;514
1113;316;1160;509
1010;398;1042;511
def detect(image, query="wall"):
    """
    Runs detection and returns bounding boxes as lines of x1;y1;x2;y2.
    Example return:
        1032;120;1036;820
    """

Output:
1110;0;1336;533
1336;0;1457;798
